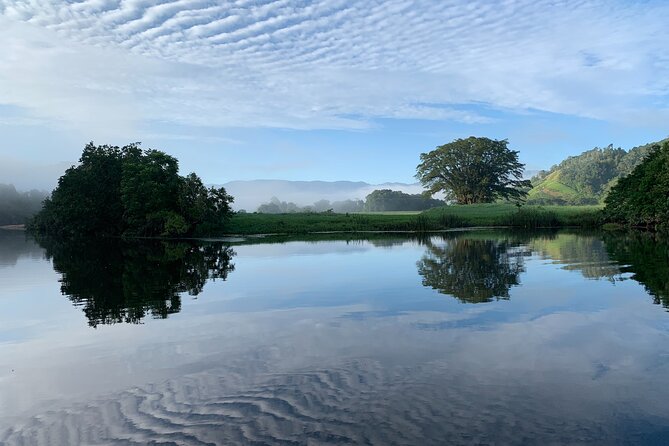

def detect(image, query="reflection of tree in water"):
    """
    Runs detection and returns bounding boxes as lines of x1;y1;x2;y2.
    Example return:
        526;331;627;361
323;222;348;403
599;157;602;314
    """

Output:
38;238;235;327
604;232;669;309
417;235;528;303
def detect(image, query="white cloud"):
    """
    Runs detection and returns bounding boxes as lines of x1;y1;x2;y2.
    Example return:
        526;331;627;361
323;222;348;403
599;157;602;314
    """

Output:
0;0;667;133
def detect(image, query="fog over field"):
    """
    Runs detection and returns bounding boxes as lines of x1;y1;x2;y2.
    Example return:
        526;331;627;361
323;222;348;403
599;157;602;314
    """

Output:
219;180;425;212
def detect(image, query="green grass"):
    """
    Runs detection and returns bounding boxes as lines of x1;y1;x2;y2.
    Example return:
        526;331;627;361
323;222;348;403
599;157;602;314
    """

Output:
224;212;462;235
422;203;602;227
527;171;582;201
223;204;603;235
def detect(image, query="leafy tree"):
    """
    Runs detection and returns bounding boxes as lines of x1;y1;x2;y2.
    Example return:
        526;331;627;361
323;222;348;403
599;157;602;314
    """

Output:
121;148;182;236
29;142;234;237
416;137;531;204
604;141;669;229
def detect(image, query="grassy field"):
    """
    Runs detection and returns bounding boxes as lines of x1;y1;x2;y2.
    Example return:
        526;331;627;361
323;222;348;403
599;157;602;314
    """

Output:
527;171;582;202
222;204;603;235
421;203;602;226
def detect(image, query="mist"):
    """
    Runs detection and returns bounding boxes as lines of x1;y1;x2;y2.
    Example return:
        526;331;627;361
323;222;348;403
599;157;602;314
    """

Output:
0;156;71;191
0;184;48;225
219;180;426;212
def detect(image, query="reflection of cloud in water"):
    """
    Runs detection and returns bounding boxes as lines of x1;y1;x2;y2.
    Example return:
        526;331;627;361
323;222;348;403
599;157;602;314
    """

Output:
4;354;669;445
4;301;669;445
4;231;669;444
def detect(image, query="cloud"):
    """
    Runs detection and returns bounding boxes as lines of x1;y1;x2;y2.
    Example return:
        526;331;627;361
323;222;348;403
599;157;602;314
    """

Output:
0;0;667;135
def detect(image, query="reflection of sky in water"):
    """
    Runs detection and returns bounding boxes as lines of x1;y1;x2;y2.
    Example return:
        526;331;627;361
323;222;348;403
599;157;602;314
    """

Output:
1;230;669;444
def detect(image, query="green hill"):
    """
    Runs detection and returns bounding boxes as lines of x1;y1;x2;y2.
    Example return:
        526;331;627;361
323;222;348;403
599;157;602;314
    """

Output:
527;139;666;205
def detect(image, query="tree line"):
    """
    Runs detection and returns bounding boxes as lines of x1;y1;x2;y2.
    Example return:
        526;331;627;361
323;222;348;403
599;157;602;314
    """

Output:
255;189;445;213
22;136;669;236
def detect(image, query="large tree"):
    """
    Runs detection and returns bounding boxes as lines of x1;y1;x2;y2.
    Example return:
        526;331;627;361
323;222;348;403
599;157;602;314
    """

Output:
416;137;531;204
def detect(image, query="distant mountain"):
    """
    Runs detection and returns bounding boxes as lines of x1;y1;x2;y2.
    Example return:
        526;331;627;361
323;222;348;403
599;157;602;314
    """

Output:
527;139;667;205
217;180;424;211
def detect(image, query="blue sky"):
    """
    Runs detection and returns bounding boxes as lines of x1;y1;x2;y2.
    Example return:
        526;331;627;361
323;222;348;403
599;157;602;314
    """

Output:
0;0;668;190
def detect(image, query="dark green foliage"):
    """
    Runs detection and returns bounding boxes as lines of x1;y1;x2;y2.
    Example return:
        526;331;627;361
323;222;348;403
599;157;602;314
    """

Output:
417;235;527;303
528;140;663;205
603;141;669;229
364;189;444;211
36;236;235;327
0;184;47;225
120;148;182;236
416;137;531;204
29;142;233;237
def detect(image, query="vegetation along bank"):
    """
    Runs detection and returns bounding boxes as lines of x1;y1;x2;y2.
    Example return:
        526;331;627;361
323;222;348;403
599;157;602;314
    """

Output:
24;137;669;238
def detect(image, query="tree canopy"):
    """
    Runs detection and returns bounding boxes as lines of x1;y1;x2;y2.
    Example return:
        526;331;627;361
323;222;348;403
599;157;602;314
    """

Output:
603;141;669;230
30;142;234;237
416;137;531;204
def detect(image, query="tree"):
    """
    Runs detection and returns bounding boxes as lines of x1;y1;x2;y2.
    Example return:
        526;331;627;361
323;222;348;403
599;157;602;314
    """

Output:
416;137;531;204
603;141;669;230
29;142;234;237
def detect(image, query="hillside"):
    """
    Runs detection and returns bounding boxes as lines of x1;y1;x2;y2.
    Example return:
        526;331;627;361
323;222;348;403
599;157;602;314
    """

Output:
527;139;666;205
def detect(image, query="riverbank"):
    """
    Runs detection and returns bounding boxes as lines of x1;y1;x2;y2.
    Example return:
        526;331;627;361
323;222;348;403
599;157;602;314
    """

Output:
222;204;602;235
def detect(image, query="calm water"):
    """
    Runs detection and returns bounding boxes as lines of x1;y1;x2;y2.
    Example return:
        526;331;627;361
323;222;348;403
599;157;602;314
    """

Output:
1;229;669;445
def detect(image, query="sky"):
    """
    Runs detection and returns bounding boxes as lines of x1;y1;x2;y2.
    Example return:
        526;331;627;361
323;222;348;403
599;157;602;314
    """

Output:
0;0;668;190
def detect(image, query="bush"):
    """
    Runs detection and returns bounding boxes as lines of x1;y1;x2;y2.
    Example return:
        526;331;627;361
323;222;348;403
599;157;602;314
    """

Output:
604;141;669;229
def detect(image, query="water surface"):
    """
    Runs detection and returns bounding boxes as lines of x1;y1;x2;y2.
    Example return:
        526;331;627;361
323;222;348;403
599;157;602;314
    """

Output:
1;229;669;445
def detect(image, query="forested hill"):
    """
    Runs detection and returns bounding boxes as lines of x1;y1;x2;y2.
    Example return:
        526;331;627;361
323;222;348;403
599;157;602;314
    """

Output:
527;139;667;205
0;184;47;226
